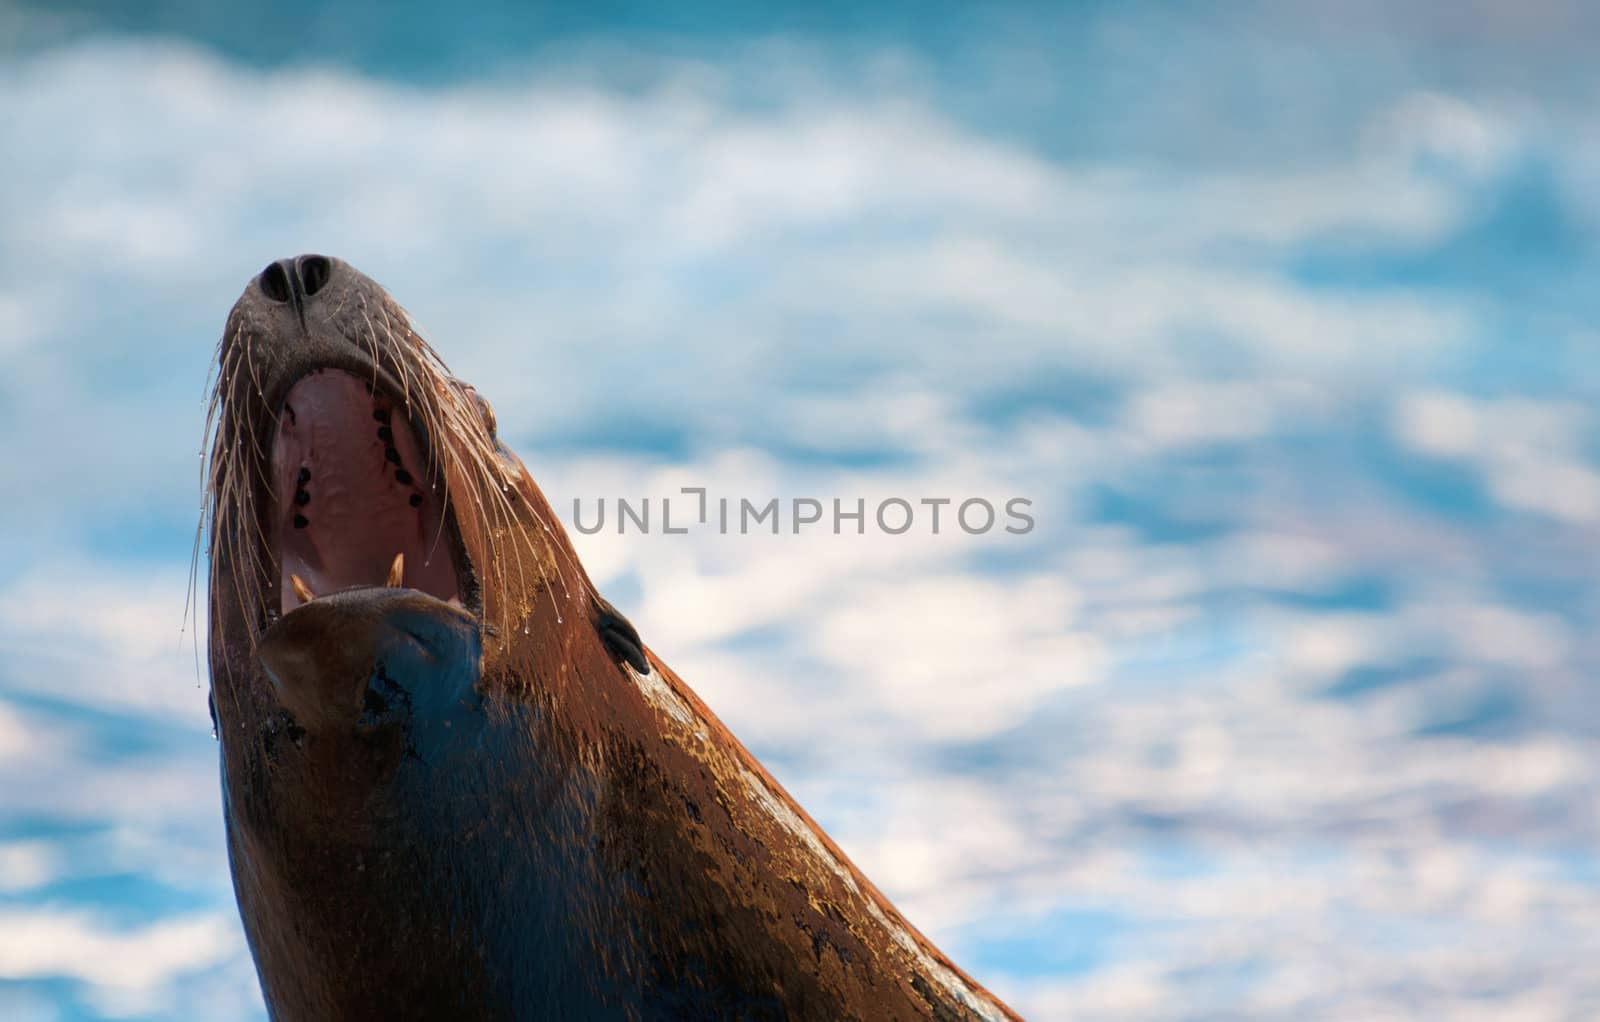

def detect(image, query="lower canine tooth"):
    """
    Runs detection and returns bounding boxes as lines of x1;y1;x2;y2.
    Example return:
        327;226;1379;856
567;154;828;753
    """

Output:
386;552;405;588
289;574;316;604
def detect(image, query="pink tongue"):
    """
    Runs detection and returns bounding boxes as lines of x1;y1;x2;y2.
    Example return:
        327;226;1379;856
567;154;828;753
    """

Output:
271;371;452;611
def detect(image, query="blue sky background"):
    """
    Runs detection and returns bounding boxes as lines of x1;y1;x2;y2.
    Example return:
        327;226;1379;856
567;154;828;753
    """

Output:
2;2;1599;1019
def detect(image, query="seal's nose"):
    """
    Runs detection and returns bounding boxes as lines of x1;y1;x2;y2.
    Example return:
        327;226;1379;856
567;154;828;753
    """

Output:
257;254;334;305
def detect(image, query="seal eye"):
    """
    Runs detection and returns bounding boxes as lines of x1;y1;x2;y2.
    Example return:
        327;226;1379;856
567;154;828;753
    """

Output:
470;390;497;440
452;380;498;441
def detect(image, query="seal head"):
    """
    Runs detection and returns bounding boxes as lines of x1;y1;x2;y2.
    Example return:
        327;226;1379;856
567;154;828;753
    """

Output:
204;255;1020;1020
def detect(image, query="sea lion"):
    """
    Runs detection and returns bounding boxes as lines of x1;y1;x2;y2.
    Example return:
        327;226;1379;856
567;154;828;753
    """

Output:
203;254;1020;1021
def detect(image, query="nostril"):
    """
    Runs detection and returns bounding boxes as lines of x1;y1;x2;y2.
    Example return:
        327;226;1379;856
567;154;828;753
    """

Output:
299;255;332;297
259;261;292;303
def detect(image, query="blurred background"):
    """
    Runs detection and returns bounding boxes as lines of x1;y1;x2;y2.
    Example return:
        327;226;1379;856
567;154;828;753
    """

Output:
2;1;1599;1019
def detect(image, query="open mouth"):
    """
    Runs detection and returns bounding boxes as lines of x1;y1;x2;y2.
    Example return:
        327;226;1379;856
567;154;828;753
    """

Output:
270;369;470;616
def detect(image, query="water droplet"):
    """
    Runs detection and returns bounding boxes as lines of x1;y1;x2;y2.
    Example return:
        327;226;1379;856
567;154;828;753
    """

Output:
210;726;219;740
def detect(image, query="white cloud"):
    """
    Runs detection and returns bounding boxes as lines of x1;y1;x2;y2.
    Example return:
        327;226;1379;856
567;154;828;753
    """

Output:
810;573;1104;739
1396;391;1600;523
1366;91;1522;181
0;909;240;1002
0;841;61;894
1122;378;1340;451
0;561;209;720
0;291;44;359
0;700;38;762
